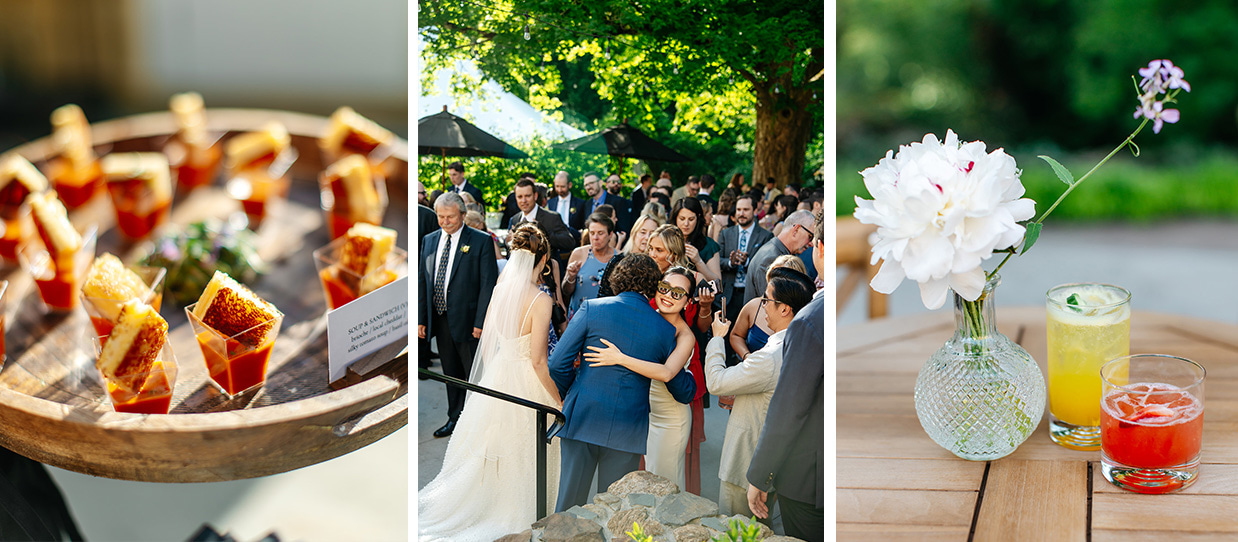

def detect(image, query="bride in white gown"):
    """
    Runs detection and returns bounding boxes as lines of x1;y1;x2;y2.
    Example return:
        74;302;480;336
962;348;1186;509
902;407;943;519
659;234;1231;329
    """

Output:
419;224;564;542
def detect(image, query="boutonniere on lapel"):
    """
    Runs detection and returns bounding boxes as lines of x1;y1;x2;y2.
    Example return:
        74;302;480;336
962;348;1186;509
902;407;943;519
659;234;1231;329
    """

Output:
570;207;577;213
461;245;471;254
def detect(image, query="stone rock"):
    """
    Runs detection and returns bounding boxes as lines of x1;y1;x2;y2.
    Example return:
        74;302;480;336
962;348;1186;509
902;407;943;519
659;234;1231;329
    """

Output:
698;516;728;532
671;524;715;542
566;505;599;522
766;536;804;542
627;493;657;508
584;504;612;522
496;529;532;542
594;492;622;511
607;507;666;537
607;471;680;498
536;512;605;542
654;493;719;527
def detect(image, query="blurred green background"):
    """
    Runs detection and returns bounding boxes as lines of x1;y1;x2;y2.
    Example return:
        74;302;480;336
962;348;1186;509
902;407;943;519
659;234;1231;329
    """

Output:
836;0;1238;221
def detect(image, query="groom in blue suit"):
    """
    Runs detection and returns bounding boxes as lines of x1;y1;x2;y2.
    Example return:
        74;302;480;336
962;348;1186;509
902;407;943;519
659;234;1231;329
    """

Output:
550;253;696;512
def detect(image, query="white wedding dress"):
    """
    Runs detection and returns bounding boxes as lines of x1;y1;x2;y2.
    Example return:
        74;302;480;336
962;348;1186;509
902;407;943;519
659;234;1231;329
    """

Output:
418;252;561;542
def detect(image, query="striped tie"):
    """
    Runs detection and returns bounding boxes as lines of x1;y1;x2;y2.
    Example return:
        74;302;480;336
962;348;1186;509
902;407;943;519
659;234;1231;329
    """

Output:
434;235;452;314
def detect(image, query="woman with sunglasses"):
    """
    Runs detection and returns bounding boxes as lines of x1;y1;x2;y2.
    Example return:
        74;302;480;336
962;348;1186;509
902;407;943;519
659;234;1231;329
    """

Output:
596;225;717;494
584;266;699;492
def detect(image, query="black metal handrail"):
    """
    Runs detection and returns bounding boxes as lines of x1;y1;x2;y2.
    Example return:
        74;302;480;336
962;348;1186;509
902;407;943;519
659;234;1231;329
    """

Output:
418;368;566;519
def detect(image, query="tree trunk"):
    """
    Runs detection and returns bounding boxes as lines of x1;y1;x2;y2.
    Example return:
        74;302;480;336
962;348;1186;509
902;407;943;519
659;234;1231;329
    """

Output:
751;83;815;189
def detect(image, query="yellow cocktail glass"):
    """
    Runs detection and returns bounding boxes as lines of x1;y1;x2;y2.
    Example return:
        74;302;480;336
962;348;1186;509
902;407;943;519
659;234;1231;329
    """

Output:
1046;283;1131;450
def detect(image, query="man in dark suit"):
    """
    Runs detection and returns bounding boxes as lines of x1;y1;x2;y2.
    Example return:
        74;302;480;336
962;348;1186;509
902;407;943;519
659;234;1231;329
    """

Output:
499;172;538;229
548;171;587;231
550;254;696;512
417;185;442;374
418;192;499;438
745;220;824;542
604;173;633;234
718;193;774;321
697;173;718;209
446;161;486;210
629;173;653;217
508;178;577;268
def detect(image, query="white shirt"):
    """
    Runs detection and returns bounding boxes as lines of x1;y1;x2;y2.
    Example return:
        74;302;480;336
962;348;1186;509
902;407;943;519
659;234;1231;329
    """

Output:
520;208;538;224
554;195;572;224
433;227;464;305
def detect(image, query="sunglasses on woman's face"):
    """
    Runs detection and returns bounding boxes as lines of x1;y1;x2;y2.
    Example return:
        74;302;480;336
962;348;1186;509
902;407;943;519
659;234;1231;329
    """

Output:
657;281;689;300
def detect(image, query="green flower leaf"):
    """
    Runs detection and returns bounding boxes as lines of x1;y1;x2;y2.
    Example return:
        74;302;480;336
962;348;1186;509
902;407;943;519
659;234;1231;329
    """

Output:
1021;222;1042;254
1067;293;1080;306
1038;155;1075;186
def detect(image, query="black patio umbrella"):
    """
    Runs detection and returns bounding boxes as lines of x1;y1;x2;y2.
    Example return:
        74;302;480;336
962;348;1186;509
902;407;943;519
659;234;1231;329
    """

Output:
418;107;529;191
418;107;530;159
550;122;689;175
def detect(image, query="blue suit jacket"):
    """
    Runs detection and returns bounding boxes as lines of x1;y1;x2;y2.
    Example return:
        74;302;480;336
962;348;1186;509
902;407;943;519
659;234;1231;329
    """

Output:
549;291;679;454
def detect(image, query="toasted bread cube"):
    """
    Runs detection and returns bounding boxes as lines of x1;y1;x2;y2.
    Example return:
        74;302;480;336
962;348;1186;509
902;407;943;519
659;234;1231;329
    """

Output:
192;271;280;347
97;300;168;393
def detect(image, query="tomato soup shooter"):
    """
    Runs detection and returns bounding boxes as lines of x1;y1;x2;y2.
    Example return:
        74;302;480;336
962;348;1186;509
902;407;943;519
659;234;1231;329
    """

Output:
1046;283;1130;449
1100;354;1205;494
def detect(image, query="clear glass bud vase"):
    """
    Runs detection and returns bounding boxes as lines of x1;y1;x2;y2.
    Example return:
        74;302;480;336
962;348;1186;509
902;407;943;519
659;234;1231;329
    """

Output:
914;274;1046;460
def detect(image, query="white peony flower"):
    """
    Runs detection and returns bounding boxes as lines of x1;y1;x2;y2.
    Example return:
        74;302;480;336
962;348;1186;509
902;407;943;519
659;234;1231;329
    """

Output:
854;130;1035;309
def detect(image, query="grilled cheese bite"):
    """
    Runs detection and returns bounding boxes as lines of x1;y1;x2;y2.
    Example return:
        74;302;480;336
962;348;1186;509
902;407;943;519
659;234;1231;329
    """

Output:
97;300;167;392
169;92;208;145
0;154;49;195
28;192;81;266
320;106;392;157
225;122;290;171
323;154;381;221
192;271;280;347
101;152;173;205
83;254;153;320
51;104;94;163
338;223;397;294
0;155;48;215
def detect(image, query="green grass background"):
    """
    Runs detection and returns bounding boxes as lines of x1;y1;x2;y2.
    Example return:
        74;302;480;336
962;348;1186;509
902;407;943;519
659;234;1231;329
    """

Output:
837;151;1238;222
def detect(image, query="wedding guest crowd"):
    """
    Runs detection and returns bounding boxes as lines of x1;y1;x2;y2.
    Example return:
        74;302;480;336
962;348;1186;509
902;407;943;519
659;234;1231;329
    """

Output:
420;168;824;540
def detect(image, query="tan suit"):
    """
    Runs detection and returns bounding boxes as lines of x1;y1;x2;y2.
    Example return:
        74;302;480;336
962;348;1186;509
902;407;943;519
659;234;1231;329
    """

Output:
704;332;785;516
671;185;691;206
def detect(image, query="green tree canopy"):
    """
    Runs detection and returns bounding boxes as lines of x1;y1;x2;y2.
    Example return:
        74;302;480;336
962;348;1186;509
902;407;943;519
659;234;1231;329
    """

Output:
419;0;824;196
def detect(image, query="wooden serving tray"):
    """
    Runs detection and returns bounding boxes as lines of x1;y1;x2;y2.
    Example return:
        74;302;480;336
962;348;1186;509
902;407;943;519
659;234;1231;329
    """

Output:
0;109;408;482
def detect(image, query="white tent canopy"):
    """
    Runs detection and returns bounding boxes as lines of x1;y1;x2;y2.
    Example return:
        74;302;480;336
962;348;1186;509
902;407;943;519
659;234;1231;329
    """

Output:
418;41;583;143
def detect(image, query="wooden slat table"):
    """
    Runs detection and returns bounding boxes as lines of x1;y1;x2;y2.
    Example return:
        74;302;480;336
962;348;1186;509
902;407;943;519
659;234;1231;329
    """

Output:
838;307;1238;541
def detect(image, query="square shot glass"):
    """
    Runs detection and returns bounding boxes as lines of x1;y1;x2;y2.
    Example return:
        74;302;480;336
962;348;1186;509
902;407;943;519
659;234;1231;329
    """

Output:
185;301;284;396
18;225;98;313
312;237;407;310
92;336;178;415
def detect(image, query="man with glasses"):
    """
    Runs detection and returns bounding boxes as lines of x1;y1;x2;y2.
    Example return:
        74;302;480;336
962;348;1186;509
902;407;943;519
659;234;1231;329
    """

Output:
741;209;815;305
571;172;608;234
704;267;815;520
745;219;824;541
